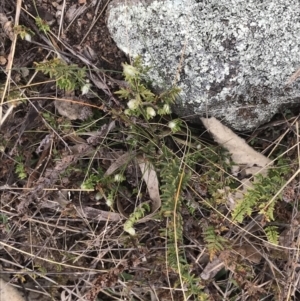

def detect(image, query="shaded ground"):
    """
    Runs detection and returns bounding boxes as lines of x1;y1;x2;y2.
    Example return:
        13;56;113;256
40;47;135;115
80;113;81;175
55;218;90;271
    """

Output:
1;1;300;301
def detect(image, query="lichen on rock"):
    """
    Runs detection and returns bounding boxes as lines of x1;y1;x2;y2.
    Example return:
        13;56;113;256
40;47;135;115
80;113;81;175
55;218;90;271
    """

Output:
107;0;300;130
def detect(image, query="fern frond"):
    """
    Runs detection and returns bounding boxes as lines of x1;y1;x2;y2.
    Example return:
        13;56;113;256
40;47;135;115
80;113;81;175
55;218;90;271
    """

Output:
203;226;228;261
232;195;257;223
265;226;279;245
232;160;290;223
259;199;276;222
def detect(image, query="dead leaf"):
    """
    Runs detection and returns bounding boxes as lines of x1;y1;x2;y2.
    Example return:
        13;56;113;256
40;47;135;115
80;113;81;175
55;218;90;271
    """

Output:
200;257;224;280
104;152;135;176
35;134;53;154
235;243;262;264
54;99;93;120
75;205;122;222
200;117;271;168
105;153;161;223
0;13;14;41
201;117;272;207
65;4;78;22
0;278;26;301
0;56;7;65
137;156;161;222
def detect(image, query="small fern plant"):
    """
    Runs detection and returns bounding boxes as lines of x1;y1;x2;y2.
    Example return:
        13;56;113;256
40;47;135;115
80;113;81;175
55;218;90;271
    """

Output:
232;159;290;223
264;225;279;245
231;159;290;245
35;17;50;33
159;146;209;300
203;225;229;261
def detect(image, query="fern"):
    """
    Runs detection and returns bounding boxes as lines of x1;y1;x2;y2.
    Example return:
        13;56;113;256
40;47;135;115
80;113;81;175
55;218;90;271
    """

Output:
35;17;50;33
203;226;228;261
265;226;279;245
159;146;209;300
232;160;290;223
231;194;258;223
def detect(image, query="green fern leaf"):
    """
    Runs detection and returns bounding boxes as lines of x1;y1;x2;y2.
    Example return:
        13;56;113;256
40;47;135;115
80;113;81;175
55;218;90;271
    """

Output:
203;226;227;260
265;226;279;245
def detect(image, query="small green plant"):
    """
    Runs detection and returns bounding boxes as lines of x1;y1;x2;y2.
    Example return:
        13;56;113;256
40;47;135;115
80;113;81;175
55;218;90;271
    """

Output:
0;214;10;232
14;25;34;42
42;111;58;128
81;172;103;190
159;146;209;300
115;57;180;120
264;225;279;245
123;203;150;235
35;58;86;91
232;160;290;223
203;225;229;260
15;154;27;180
82;169;127;209
113;59;209;298
35;17;50;33
168;119;182;133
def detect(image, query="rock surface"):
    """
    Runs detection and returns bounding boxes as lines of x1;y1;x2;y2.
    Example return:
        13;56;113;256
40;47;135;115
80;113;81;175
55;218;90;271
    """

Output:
107;0;300;130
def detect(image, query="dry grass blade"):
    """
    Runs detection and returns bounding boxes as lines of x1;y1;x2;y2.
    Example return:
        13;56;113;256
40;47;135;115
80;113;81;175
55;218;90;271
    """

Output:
0;0;21;125
2;0;300;299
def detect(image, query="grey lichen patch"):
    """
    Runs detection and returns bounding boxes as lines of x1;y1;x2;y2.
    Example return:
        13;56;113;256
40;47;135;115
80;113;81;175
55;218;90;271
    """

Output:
107;0;300;130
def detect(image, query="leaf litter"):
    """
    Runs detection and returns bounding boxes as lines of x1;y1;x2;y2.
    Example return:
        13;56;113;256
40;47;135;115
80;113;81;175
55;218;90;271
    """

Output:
0;0;300;300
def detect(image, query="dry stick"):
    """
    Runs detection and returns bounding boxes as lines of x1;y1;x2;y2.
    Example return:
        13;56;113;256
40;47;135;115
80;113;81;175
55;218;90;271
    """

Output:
174;171;188;301
284;121;300;301
265;116;300;157
57;0;67;37
0;0;22;126
0;241;106;273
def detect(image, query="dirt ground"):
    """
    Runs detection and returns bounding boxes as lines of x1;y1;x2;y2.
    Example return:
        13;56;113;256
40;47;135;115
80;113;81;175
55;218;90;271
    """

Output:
1;1;300;301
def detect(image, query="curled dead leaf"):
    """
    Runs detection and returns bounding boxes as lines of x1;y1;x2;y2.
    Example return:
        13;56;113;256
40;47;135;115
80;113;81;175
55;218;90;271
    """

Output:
0;13;14;41
200;117;271;168
136;156;161;222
